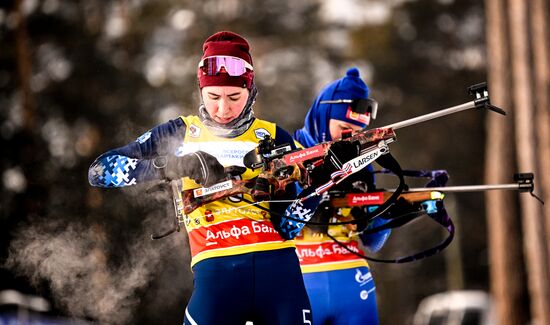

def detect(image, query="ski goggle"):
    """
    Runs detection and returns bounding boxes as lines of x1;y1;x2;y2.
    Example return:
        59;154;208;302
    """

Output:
319;98;378;120
198;56;254;76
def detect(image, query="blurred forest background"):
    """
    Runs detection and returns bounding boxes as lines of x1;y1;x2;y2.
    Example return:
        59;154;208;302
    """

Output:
1;0;549;324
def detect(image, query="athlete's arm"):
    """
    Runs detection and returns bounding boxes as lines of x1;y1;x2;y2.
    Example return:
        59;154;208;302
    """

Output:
269;126;299;206
270;126;323;239
272;125;299;202
273;125;297;150
88;118;187;188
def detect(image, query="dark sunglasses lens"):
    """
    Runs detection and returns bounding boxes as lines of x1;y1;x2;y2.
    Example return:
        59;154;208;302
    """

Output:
351;98;378;119
351;99;372;113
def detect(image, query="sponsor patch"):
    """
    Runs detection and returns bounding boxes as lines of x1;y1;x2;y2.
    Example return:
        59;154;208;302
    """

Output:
193;180;233;198
347;192;385;206
136;131;152;144
342;141;388;174
189;124;201;138
355;268;372;284
283;144;325;164
254;128;271;139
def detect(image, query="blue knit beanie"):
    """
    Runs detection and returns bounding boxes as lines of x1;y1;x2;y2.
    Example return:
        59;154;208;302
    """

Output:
327;67;370;126
294;67;371;147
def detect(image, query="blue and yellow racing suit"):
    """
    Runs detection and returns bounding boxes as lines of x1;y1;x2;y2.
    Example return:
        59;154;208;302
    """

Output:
295;199;381;325
89;116;312;325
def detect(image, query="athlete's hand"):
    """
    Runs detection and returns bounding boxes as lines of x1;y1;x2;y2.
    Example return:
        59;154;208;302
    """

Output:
166;151;225;187
307;141;362;186
320;140;362;181
224;165;247;178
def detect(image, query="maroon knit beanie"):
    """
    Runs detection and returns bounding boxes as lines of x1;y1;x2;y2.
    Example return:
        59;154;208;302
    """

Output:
198;31;254;90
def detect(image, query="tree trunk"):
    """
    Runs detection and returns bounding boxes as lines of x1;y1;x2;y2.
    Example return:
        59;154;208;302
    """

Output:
484;0;527;323
508;1;550;324
531;0;550;263
14;0;35;132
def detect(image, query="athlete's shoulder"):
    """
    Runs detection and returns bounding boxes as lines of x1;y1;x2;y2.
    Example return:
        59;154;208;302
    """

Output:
250;117;276;129
179;115;201;126
293;140;304;149
140;117;187;143
274;125;296;149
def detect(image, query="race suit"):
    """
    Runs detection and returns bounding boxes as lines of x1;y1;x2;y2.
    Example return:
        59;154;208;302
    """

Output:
291;150;383;325
295;198;381;325
89;116;312;325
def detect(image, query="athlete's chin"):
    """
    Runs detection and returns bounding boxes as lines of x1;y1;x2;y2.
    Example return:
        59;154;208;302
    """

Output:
214;117;235;124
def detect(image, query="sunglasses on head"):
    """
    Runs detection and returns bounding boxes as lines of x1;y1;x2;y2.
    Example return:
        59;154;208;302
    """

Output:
198;56;254;77
319;98;378;119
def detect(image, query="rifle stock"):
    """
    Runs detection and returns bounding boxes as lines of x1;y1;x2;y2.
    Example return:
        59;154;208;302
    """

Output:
181;179;255;214
329;190;444;208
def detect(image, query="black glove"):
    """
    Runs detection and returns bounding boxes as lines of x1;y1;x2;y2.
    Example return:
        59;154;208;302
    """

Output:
324;140;361;175
164;151;225;187
224;165;247;178
307;200;333;234
307;140;361;187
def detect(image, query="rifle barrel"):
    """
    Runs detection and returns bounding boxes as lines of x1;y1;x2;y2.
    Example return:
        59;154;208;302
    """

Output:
396;184;529;193
382;100;477;130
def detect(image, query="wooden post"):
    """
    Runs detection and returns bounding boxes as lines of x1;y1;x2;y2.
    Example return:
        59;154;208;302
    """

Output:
531;0;550;262
484;0;527;323
508;1;550;324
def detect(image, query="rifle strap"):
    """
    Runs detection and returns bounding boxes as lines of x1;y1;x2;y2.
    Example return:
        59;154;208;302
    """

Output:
328;201;455;263
353;152;406;231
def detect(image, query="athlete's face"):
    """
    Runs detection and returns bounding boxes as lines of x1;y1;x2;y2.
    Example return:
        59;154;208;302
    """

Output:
201;86;249;125
328;119;364;140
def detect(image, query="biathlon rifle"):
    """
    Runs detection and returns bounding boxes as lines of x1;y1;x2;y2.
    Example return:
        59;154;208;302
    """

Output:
150;82;511;239
329;172;541;209
179;82;504;214
314;171;543;263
